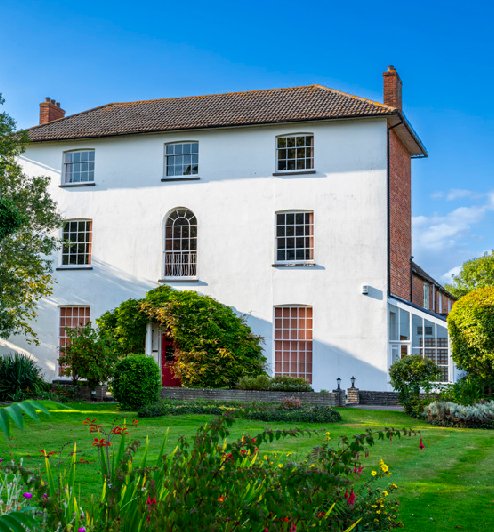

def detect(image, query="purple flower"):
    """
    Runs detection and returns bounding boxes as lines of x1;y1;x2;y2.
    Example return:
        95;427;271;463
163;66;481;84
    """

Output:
23;492;33;499
42;493;48;500
0;458;4;463
78;527;86;532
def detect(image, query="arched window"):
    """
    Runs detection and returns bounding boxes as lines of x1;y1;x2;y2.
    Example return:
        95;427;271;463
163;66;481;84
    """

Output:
164;208;197;277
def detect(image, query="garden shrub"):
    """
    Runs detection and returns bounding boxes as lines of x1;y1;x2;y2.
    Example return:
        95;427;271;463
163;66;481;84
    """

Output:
448;287;494;384
0;353;48;401
439;374;493;405
246;404;341;423
138;399;341;423
237;374;313;392
389;355;441;417
97;298;148;355
112;354;161;410
426;400;494;428
99;285;266;388
58;323;118;388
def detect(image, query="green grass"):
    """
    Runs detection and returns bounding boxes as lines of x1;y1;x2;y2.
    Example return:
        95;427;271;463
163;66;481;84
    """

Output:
1;403;493;530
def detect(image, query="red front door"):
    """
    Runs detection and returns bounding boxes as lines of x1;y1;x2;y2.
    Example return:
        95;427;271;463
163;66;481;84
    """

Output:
161;333;181;386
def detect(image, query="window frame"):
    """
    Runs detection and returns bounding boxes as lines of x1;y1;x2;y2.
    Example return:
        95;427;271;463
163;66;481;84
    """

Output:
59;218;93;269
58;305;91;376
274;133;314;174
273;305;313;383
274;210;315;265
61;149;96;186
423;283;430;309
162;207;198;280
163;141;199;180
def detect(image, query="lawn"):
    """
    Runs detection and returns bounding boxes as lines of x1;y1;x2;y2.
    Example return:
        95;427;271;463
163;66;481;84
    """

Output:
1;403;493;531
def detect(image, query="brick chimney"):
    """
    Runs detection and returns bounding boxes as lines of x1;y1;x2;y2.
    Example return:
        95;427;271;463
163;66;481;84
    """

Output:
383;65;402;110
39;98;65;125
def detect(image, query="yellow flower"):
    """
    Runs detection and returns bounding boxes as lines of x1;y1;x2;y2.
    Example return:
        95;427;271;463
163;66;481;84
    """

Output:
371;470;377;476
376;510;381;515
390;483;398;490
383;490;389;497
379;458;389;473
264;455;269;460
278;463;284;468
325;431;331;441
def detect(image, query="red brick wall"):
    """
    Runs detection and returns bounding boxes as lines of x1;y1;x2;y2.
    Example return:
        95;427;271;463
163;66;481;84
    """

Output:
389;129;412;300
411;273;454;315
39;99;65;124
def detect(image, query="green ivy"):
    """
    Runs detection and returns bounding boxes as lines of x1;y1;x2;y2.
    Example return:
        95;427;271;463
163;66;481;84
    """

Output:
99;285;266;388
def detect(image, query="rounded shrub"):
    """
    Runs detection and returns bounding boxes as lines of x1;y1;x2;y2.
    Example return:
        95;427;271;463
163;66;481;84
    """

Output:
389;355;441;417
112;354;161;410
448;286;494;380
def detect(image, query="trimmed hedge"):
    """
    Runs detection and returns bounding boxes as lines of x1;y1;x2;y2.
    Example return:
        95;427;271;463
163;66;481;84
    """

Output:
237;375;313;392
448;287;494;380
138;399;341;423
112;354;161;410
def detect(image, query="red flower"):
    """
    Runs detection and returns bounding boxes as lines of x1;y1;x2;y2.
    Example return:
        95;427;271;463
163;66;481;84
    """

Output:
146;496;157;506
251;437;257;443
40;450;56;458
92;438;111;448
290;524;297;532
82;417;96;425
347;489;356;506
281;517;290;522
419;438;425;450
111;426;128;435
353;465;364;475
240;449;247;455
132;419;139;425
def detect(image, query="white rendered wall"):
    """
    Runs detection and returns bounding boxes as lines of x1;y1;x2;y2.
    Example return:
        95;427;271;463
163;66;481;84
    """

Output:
2;118;391;390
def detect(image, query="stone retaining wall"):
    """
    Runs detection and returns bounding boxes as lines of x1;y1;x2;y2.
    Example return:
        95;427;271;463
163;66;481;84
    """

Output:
162;387;338;406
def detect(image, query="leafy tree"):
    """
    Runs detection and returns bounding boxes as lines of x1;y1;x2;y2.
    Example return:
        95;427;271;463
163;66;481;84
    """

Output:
59;323;119;388
0;95;61;341
0;196;24;240
448;287;494;386
445;252;494;298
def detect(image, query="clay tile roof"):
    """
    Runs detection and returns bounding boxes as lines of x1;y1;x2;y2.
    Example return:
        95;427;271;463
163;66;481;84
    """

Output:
28;85;398;142
411;261;456;299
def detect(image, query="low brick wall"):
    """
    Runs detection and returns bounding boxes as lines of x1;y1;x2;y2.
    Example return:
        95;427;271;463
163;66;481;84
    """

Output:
358;391;400;406
162;387;338;406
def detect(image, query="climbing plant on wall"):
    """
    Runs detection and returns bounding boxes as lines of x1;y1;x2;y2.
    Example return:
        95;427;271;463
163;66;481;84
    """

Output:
97;285;266;388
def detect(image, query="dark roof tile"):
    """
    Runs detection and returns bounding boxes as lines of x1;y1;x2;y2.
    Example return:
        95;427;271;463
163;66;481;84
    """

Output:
28;85;397;142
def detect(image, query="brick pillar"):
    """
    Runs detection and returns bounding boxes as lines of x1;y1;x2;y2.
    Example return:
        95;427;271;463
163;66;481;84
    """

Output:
332;388;346;406
347;386;360;405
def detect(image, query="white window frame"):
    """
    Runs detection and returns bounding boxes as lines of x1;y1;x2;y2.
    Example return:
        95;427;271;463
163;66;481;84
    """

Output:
162;208;198;280
274;210;315;265
163;141;199;179
62;149;95;185
273;305;313;383
59;219;92;268
438;293;443;314
275;133;314;173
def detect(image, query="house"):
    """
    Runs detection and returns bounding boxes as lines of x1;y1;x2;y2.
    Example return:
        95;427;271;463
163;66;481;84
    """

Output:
3;66;457;390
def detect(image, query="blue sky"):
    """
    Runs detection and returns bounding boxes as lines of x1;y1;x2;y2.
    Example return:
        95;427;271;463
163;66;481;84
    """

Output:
2;0;493;283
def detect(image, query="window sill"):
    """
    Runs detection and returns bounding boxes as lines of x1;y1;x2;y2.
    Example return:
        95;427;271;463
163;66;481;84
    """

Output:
272;262;316;268
59;183;96;188
159;277;199;282
272;170;316;177
161;177;201;182
56;266;93;271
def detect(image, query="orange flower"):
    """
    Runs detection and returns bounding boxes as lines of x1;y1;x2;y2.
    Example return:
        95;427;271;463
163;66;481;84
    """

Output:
92;438;111;448
218;495;225;503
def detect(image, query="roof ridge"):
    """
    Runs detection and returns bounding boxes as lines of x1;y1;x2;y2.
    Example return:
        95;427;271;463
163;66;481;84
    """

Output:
312;83;396;111
28;103;112;131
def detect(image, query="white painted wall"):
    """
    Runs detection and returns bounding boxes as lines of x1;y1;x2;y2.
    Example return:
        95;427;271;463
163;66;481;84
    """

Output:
3;118;391;390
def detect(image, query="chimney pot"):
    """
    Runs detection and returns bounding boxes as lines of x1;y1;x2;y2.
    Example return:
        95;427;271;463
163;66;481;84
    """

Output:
39;97;66;125
383;65;403;110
